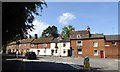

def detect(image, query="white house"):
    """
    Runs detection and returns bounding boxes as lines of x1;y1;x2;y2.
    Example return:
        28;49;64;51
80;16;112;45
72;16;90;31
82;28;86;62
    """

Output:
50;37;71;56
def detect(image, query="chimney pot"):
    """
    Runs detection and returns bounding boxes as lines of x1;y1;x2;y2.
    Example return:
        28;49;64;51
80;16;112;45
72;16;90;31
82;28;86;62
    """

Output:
34;34;38;39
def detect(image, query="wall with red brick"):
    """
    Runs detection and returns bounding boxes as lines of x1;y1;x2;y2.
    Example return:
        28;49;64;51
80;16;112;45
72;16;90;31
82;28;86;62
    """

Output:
70;38;105;58
105;41;120;58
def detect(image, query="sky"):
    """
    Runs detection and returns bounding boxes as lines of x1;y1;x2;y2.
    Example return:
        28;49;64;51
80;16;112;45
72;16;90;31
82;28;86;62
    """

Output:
28;2;118;37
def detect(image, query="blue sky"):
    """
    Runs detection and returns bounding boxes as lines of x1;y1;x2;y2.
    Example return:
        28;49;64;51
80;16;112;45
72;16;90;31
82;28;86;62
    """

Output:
28;2;118;37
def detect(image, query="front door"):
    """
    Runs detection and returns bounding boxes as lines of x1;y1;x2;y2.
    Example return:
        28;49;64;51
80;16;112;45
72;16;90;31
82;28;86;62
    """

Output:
100;51;104;58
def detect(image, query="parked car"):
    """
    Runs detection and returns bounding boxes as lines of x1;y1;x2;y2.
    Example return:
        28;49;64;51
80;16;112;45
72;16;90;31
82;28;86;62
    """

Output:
25;52;37;59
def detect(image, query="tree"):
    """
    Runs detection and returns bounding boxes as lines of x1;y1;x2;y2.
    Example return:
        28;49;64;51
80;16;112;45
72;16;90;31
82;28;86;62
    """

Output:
62;25;75;39
2;2;47;46
41;25;59;38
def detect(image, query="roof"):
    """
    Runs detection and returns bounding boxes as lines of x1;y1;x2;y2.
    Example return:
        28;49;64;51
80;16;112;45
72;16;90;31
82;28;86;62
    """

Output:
105;35;120;41
8;41;16;45
20;38;34;44
90;33;104;38
70;30;89;35
51;37;70;43
32;37;53;44
7;38;34;45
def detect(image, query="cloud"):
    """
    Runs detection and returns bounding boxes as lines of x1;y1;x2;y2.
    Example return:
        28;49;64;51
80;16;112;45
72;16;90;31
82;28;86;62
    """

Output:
58;12;76;25
28;19;50;37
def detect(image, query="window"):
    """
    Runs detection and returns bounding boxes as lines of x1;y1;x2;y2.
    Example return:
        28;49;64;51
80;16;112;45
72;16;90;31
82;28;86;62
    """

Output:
94;50;98;56
112;41;116;45
63;49;66;53
78;49;82;54
24;44;26;46
63;43;66;47
19;44;21;46
55;49;57;53
93;42;98;47
43;43;47;47
37;50;40;52
55;43;58;48
76;40;82;46
77;34;82;38
31;44;34;47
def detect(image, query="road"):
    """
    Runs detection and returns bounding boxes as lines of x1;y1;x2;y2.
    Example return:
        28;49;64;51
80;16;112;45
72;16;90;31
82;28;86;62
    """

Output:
1;54;120;72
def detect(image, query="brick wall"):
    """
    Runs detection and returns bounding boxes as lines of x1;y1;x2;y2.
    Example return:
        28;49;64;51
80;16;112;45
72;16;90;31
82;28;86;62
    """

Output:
70;38;105;58
105;41;120;58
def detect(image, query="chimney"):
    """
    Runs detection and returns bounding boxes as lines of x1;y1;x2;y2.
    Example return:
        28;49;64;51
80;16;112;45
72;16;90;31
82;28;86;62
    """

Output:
87;26;90;32
29;35;32;39
60;32;62;41
34;34;38;39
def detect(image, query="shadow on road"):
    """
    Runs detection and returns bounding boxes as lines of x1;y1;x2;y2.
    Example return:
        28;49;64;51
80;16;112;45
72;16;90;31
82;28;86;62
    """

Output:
2;59;106;72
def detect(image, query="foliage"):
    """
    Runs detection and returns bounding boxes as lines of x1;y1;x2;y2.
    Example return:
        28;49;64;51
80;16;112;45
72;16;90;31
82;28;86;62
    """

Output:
41;25;59;38
62;25;75;39
2;2;47;46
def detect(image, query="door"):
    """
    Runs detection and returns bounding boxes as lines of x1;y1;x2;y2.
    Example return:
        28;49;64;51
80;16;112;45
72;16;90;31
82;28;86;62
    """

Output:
100;51;104;58
68;50;71;56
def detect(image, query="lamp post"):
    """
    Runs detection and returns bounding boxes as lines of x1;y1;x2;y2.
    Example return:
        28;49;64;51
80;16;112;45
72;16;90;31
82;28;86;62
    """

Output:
16;40;20;58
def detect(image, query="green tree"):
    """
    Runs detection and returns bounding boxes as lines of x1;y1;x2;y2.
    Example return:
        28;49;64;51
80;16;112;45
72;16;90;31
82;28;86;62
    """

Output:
62;25;75;39
41;25;59;38
2;2;47;46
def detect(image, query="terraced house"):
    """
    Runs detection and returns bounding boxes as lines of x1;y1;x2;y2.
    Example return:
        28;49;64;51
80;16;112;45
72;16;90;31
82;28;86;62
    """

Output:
70;27;120;58
6;38;34;56
105;35;120;58
50;37;71;56
6;27;120;58
30;36;53;56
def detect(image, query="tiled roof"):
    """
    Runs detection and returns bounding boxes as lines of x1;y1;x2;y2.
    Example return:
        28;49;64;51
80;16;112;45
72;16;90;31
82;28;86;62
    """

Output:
8;41;16;45
8;38;34;45
20;38;34;44
70;30;89;35
105;35;120;41
51;37;70;43
32;37;53;43
90;33;104;38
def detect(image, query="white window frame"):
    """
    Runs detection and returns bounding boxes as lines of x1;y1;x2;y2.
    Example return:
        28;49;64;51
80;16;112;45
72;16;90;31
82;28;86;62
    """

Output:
43;43;47;47
31;44;34;47
63;49;66;54
77;34;82;38
94;50;98;56
24;44;26;46
78;49;82;55
93;42;98;47
63;43;66;47
112;41;116;45
76;40;82;46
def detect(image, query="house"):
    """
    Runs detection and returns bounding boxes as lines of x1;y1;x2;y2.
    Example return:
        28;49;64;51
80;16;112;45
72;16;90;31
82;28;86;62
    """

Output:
50;37;71;56
30;36;53;56
6;41;17;54
70;27;105;58
105;35;120;58
6;35;34;56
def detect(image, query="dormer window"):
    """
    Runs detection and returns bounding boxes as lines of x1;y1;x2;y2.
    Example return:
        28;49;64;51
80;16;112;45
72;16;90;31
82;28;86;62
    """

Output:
112;41;116;45
77;34;82;38
43;43;47;47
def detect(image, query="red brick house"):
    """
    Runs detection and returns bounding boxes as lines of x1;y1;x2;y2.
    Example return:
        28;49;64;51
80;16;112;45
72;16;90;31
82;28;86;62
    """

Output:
6;38;34;55
105;35;120;58
70;27;105;58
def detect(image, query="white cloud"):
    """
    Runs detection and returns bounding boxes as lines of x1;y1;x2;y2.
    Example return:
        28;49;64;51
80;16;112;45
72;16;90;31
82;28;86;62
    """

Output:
58;12;76;25
28;19;50;37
